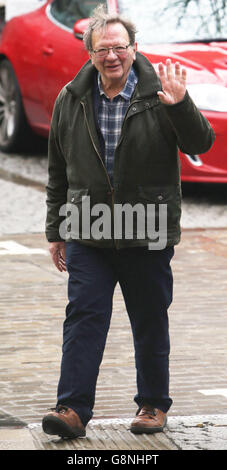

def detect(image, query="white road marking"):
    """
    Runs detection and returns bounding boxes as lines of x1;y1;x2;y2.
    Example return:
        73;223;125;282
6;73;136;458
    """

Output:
199;389;227;399
0;240;48;255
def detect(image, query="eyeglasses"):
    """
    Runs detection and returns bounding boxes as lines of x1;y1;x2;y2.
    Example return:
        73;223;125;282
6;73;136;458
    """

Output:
91;44;131;58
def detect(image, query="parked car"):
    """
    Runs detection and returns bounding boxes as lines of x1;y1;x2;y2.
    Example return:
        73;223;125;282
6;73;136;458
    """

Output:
0;0;226;182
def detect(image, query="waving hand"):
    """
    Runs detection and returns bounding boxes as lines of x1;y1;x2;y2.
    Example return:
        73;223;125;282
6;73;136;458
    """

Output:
157;59;187;105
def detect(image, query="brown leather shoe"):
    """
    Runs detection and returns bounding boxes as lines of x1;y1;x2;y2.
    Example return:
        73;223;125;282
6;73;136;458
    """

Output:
42;405;86;438
130;405;167;434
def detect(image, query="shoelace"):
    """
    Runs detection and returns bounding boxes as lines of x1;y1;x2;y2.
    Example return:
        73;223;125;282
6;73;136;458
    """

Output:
50;404;68;414
138;406;157;418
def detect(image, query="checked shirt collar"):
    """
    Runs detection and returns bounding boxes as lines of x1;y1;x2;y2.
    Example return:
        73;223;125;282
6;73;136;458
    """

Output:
97;66;138;101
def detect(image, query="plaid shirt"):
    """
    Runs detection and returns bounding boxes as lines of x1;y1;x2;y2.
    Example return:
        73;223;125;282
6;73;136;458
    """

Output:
97;67;138;183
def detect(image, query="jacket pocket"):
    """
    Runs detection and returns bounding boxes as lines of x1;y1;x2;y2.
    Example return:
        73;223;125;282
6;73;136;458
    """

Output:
138;185;181;229
67;188;89;204
63;188;89;240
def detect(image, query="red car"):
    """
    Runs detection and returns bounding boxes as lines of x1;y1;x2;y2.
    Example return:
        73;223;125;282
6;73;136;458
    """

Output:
0;0;227;182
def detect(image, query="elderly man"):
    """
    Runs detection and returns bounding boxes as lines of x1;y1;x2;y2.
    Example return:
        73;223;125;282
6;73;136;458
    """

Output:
42;5;215;439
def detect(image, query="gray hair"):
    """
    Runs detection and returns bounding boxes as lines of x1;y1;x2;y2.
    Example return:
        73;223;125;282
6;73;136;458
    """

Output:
83;3;137;51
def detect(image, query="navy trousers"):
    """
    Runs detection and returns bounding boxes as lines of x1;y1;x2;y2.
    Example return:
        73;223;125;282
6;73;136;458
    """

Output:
57;241;174;426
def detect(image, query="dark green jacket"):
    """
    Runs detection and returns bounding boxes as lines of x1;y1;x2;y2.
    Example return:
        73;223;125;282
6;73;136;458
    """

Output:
45;52;215;248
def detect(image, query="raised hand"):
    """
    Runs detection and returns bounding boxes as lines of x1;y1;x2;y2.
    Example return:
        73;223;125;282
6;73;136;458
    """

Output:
157;59;187;105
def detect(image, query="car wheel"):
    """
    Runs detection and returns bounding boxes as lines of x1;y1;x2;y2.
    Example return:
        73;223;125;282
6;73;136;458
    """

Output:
0;59;31;152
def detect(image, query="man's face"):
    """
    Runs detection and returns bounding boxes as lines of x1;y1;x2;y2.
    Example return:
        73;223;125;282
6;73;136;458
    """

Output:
90;22;137;87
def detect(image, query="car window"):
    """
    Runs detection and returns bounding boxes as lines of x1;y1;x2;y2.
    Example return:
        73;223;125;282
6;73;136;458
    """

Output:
118;0;227;44
50;0;107;29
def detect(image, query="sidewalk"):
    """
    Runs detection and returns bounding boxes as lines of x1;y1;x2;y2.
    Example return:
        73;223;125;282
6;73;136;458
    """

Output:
0;229;227;451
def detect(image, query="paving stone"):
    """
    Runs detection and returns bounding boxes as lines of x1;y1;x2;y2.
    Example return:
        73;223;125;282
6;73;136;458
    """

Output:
29;419;177;450
0;428;36;450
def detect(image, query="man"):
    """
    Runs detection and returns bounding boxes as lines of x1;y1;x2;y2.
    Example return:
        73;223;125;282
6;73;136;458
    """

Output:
42;5;215;439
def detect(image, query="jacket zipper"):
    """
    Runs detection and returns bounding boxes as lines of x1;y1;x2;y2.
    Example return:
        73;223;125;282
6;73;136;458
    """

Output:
116;98;143;150
81;101;113;189
81;101;116;247
113;98;145;249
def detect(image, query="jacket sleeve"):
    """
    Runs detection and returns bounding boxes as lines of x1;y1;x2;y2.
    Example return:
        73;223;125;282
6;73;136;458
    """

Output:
162;90;215;155
45;91;68;242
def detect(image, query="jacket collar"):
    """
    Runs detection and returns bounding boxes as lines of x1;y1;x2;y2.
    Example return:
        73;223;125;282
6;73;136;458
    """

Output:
66;52;161;100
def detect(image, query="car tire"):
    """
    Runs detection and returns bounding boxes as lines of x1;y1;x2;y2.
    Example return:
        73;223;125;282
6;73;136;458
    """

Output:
0;59;32;153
